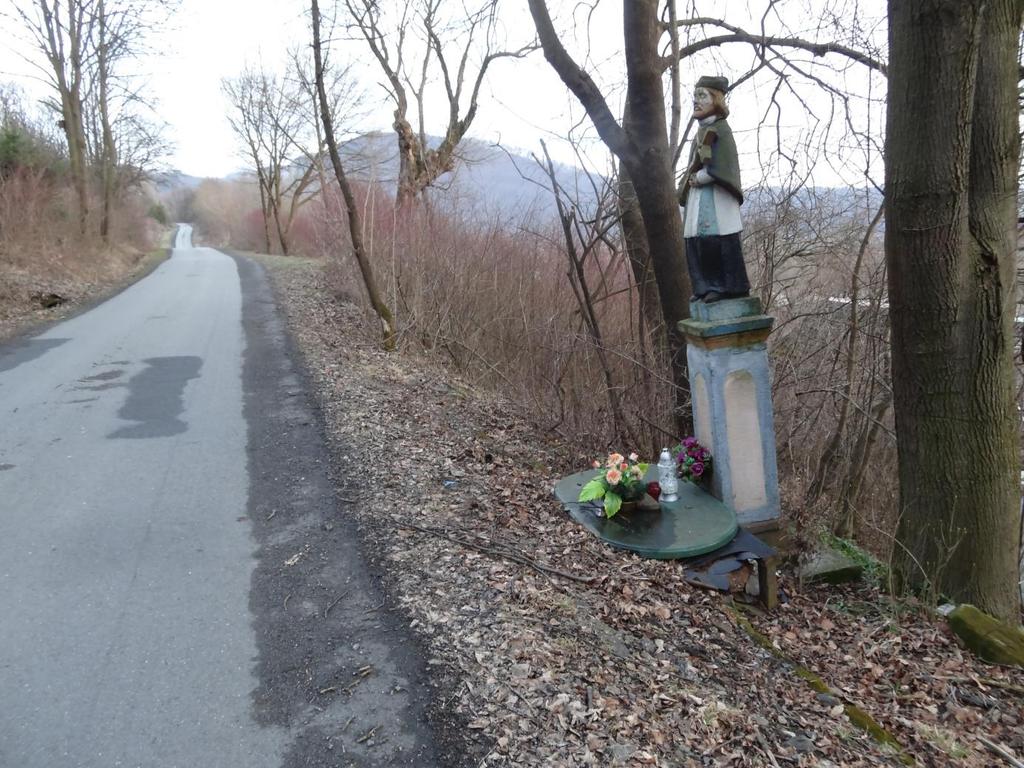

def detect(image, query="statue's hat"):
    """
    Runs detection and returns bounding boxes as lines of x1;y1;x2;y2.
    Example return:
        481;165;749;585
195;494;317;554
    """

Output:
696;75;729;93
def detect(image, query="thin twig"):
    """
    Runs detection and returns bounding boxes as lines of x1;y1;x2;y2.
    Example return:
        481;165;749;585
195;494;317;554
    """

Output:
978;735;1024;768
933;675;1024;696
501;682;537;715
323;590;349;619
756;731;781;768
356;725;379;744
398;523;595;583
702;735;742;757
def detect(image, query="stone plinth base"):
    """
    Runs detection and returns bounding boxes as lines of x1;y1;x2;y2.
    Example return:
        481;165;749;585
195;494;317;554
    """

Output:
679;297;781;528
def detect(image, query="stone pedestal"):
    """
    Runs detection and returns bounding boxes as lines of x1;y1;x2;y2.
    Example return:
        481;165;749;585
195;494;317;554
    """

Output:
678;297;780;529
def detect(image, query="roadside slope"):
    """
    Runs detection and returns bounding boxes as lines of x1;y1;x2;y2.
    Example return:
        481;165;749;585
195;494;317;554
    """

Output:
252;252;1024;768
0;227;173;342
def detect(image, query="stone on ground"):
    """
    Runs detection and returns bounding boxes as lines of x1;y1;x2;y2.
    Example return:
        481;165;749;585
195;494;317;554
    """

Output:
947;604;1024;667
799;548;863;585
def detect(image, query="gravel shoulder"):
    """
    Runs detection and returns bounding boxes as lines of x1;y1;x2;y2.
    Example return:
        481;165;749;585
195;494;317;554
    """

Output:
231;252;455;767
243;252;1024;767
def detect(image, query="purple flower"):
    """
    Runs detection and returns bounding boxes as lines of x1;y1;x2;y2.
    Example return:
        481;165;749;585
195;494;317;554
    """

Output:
691;462;705;477
683;437;697;448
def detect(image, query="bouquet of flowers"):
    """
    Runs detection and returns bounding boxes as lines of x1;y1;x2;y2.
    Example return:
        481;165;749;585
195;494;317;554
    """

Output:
578;451;649;518
673;437;712;483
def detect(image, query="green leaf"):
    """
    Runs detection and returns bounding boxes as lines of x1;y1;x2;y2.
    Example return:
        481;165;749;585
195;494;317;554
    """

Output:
604;492;622;518
636;462;649;474
578;478;606;502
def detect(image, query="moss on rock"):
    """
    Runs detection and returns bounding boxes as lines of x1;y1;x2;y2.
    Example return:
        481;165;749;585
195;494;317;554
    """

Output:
947;604;1024;667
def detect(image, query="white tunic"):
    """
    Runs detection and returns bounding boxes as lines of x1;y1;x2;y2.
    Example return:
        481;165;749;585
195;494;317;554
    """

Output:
683;168;743;238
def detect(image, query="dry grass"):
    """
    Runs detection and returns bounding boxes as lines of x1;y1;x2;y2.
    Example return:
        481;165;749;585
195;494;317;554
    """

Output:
196;178;900;562
0;174;166;339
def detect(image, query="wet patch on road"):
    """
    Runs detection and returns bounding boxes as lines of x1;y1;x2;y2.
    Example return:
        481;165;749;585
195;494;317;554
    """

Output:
108;356;202;439
73;381;126;392
0;338;69;374
80;369;124;382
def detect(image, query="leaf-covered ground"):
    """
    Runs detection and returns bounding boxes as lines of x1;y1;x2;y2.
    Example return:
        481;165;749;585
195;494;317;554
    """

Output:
259;254;1024;767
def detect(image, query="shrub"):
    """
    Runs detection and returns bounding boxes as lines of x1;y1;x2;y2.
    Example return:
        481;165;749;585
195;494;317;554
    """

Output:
147;202;168;225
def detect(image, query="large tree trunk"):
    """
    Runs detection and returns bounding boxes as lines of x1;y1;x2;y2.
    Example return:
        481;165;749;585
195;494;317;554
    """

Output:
886;0;1022;620
393;115;421;209
619;0;692;435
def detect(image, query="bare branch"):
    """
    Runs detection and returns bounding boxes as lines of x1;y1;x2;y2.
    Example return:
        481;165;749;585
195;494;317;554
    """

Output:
526;0;636;166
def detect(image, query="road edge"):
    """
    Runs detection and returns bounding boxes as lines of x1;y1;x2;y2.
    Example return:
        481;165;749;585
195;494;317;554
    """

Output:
228;249;465;767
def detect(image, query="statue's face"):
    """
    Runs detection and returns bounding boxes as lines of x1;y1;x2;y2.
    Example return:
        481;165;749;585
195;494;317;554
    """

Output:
692;87;715;119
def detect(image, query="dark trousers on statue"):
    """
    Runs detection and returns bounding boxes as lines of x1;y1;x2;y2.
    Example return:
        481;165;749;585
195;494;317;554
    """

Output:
685;233;750;301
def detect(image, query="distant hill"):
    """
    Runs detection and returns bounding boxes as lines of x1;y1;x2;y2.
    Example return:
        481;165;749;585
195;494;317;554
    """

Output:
152;170;204;193
338;132;602;222
337;133;882;228
156;134;880;230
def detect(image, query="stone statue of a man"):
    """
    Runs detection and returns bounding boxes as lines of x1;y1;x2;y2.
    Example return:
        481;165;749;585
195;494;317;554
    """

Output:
677;75;751;303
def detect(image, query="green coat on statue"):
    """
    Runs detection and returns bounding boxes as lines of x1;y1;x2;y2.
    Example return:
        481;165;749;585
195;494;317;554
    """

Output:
678;118;743;207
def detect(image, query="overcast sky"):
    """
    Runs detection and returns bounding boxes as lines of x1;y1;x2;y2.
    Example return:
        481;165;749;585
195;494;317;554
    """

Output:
0;0;888;186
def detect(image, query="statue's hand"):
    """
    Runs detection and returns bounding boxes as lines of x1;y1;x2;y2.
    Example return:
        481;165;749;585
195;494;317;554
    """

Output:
690;169;714;188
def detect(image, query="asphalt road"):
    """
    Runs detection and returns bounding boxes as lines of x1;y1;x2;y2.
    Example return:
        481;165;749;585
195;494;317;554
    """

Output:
0;227;445;767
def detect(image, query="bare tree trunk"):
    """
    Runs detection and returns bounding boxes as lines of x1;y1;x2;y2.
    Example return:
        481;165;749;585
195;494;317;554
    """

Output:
529;0;693;435
36;0;91;235
312;0;396;351
66;94;90;236
620;1;693;435
270;193;289;256
96;0;116;243
886;0;1022;619
255;167;272;253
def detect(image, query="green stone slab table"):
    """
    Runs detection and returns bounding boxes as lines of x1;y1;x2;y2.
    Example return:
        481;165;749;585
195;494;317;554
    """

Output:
554;468;738;560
